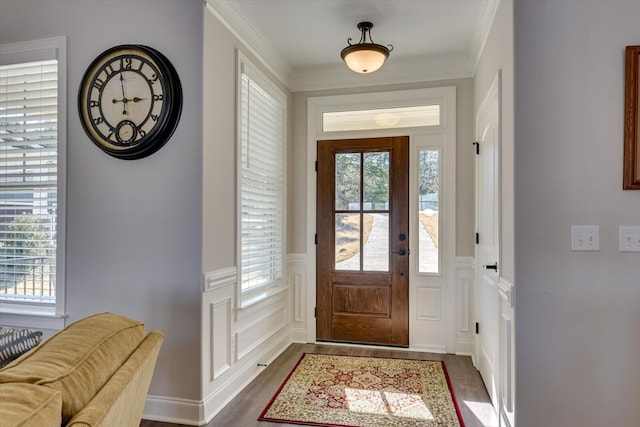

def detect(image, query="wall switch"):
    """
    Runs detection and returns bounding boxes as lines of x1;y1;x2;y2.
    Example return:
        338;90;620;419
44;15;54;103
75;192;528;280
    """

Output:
571;225;599;251
619;226;640;252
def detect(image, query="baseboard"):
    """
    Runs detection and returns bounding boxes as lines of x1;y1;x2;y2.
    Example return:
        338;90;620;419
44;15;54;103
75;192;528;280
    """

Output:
410;343;447;354
455;339;473;356
142;395;204;426
291;327;307;343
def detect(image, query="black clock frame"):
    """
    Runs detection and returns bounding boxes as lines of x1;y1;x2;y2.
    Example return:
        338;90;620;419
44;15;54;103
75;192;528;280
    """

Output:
78;45;182;160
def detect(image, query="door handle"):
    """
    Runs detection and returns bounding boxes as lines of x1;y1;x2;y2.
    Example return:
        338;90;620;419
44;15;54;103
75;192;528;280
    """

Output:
483;263;498;271
392;249;408;256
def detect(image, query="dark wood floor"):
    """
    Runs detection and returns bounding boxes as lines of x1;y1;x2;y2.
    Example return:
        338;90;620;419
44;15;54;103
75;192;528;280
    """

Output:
141;343;497;427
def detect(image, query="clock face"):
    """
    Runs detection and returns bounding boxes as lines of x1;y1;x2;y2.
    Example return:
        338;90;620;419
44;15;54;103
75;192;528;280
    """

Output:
78;45;182;159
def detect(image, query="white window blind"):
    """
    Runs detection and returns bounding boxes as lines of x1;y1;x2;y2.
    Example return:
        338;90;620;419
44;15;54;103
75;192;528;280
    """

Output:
238;58;285;297
0;58;58;304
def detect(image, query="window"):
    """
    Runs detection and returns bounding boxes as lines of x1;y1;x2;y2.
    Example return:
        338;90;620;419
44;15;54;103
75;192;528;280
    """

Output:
237;52;286;305
0;37;66;320
323;105;440;133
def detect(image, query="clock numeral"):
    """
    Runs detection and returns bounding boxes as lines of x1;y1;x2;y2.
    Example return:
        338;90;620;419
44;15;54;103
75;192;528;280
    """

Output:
119;57;133;70
149;74;159;84
93;117;103;125
153;94;163;101
105;63;116;77
150;114;159;122
93;78;105;91
138;129;146;138
89;100;100;108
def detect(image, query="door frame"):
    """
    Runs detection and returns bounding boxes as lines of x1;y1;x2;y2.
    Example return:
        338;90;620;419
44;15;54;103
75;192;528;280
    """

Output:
306;87;457;351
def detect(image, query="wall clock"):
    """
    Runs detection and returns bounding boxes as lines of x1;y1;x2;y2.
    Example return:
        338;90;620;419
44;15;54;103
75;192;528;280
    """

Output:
78;45;182;160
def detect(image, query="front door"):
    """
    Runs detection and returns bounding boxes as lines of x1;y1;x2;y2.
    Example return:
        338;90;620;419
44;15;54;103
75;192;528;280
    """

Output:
316;136;409;346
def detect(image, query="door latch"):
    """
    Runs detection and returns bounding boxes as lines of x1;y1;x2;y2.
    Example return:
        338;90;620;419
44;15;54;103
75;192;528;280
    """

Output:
392;249;408;256
483;263;498;271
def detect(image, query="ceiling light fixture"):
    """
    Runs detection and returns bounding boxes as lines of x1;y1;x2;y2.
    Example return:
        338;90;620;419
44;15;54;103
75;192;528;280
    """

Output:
340;21;393;74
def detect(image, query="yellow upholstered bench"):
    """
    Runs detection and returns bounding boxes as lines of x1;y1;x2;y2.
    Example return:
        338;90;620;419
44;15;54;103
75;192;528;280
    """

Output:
0;313;163;427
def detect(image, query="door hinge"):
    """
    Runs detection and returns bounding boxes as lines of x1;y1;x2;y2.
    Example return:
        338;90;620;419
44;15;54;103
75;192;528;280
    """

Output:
315;160;318;171
475;233;479;244
314;307;317;318
473;141;480;155
315;234;318;245
475;322;479;334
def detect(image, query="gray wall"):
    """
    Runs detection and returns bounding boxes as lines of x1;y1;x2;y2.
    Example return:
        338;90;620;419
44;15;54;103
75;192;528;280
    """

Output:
0;0;204;400
515;1;640;425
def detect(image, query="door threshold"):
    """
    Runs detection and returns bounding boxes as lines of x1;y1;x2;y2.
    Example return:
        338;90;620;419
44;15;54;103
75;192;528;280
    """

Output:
315;340;416;352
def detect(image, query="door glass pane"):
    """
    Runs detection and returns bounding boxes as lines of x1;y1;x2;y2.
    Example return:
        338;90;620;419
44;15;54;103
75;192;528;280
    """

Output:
363;213;389;271
418;149;439;273
363;152;389;210
335;213;360;270
335;153;361;210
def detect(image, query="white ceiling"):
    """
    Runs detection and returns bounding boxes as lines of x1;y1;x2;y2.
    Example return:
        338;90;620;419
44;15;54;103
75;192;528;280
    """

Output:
210;0;499;91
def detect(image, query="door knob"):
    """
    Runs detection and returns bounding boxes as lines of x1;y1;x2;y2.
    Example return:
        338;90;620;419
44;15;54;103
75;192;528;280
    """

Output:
483;263;498;271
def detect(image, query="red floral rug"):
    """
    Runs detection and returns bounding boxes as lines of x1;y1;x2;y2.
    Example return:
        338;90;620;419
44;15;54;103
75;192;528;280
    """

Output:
259;353;465;427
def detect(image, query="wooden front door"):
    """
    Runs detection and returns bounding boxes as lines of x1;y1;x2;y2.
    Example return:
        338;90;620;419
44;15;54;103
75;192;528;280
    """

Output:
316;136;409;346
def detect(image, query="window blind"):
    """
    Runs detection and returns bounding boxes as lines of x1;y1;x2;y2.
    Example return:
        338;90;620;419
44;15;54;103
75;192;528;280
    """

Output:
239;68;284;293
0;59;58;304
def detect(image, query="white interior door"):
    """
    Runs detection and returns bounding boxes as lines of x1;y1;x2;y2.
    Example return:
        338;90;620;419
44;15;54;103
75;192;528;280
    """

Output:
475;73;501;405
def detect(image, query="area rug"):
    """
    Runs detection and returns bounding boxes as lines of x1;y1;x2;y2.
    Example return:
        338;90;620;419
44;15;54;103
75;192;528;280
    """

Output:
258;353;465;427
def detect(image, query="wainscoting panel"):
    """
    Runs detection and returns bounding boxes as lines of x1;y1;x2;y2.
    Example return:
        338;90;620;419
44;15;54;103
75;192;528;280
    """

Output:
416;287;441;321
236;295;288;360
455;256;474;355
199;266;292;425
211;299;232;380
287;254;307;342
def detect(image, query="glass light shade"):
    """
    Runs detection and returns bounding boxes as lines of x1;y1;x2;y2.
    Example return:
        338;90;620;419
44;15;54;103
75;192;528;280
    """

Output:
341;44;390;73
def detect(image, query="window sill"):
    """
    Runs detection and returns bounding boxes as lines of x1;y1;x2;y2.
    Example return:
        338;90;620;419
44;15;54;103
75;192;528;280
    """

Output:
239;285;288;310
0;303;67;330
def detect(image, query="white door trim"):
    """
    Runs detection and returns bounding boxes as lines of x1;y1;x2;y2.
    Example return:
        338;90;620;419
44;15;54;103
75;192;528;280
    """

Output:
306;87;456;351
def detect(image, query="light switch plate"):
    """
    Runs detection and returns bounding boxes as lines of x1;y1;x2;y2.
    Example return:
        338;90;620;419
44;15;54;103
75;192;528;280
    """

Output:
619;226;640;252
571;225;599;251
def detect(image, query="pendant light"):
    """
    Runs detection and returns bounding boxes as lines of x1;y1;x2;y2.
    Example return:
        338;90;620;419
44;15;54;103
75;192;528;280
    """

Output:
340;22;393;73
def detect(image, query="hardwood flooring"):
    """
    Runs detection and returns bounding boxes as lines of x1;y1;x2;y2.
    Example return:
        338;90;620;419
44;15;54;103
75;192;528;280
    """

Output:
140;343;497;427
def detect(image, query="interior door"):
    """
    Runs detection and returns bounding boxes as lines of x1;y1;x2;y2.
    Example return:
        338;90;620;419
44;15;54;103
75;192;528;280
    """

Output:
316;136;409;346
476;77;501;404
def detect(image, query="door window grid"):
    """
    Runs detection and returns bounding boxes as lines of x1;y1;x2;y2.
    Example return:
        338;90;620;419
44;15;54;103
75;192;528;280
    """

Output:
334;151;390;272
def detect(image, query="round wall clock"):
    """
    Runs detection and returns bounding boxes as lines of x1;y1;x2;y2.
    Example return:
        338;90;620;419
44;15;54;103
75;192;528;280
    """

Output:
78;45;182;160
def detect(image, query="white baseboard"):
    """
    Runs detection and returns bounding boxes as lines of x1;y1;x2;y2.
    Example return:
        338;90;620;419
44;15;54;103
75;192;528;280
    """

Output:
455;339;473;356
143;395;204;426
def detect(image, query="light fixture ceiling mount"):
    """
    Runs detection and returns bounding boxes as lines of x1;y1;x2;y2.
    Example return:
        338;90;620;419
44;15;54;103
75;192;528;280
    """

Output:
340;21;393;74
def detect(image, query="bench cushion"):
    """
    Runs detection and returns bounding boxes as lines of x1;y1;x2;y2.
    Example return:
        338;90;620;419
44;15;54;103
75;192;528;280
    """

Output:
0;313;145;424
0;382;61;427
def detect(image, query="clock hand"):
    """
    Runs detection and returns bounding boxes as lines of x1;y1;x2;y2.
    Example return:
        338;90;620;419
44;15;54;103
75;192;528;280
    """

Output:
112;97;129;115
132;97;146;102
119;73;128;115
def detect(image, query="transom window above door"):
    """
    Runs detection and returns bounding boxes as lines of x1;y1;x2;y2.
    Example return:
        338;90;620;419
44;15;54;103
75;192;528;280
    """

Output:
323;105;440;132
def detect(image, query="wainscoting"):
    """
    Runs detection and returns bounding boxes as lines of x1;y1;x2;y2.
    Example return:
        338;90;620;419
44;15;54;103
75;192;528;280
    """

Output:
142;255;480;425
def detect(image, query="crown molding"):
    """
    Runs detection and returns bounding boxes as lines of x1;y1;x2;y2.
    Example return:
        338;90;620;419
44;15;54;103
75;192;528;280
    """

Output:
470;0;502;70
289;54;475;92
206;0;496;93
204;0;292;88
